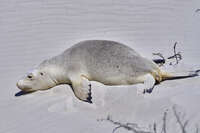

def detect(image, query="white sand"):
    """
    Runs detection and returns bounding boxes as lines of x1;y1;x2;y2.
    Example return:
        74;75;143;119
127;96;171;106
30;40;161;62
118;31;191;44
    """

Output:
0;0;200;132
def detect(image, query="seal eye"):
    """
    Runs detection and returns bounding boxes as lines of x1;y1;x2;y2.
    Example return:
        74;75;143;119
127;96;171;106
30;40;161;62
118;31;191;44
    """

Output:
40;72;44;76
27;75;32;79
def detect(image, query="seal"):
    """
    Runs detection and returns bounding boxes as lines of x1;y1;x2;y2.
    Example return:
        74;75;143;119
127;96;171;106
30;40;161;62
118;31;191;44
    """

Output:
16;40;199;103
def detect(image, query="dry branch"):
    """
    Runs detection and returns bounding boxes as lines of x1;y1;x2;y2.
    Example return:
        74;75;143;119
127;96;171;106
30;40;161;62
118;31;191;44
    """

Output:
153;123;157;133
152;53;166;66
195;9;200;13
195;125;199;133
98;106;199;133
97;115;151;133
161;111;167;133
153;42;182;66
172;106;189;133
167;42;182;65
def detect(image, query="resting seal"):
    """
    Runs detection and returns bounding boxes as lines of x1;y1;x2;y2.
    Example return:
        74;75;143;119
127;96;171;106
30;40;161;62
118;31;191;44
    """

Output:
16;40;199;103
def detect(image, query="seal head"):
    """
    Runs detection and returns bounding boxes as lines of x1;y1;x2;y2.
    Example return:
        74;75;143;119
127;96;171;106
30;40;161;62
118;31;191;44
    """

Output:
17;69;57;92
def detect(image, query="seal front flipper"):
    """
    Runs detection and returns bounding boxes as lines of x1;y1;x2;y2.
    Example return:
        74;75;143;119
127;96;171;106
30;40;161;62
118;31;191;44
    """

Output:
143;74;156;94
69;75;92;103
137;74;156;94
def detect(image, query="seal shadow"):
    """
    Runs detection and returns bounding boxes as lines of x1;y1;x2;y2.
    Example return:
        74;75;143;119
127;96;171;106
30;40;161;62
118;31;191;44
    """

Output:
15;90;34;97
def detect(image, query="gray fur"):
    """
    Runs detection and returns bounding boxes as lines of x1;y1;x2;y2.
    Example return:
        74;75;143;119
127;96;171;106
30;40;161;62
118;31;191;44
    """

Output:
41;40;159;85
17;40;162;103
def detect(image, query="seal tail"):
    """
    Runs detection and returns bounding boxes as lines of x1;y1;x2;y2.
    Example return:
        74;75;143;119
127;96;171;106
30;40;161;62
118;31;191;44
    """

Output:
161;69;200;81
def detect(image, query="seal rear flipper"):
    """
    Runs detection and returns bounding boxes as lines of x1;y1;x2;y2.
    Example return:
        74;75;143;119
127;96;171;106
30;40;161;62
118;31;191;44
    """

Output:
70;75;92;103
161;69;200;81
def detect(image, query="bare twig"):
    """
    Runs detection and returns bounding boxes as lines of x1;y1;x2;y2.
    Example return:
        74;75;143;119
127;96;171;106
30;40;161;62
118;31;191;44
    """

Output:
195;125;199;133
153;53;165;60
173;106;189;133
195;9;200;13
174;42;178;64
153;123;157;133
98;115;152;133
167;42;182;65
152;42;182;66
167;52;182;60
98;106;199;133
153;53;166;66
161;111;167;133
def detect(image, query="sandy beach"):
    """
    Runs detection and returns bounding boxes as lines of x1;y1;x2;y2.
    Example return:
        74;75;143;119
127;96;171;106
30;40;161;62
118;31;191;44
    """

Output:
0;0;200;132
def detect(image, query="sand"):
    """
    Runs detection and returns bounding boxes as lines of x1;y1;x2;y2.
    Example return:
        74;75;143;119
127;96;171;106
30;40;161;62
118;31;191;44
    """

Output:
0;0;200;132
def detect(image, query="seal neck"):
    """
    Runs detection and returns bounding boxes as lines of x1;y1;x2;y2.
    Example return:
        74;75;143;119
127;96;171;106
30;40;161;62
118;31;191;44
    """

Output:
38;55;70;85
39;64;70;86
49;66;69;85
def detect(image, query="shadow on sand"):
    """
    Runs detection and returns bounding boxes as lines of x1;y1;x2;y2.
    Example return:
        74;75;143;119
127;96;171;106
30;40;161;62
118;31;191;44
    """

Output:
15;91;34;97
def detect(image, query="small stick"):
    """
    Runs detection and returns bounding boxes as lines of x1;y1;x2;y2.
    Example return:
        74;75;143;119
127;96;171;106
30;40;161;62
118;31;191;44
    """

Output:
195;9;200;13
173;106;189;133
98;115;151;133
161;111;167;133
167;42;182;65
153;123;157;133
195;125;199;133
152;53;166;66
152;42;182;66
174;42;178;64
